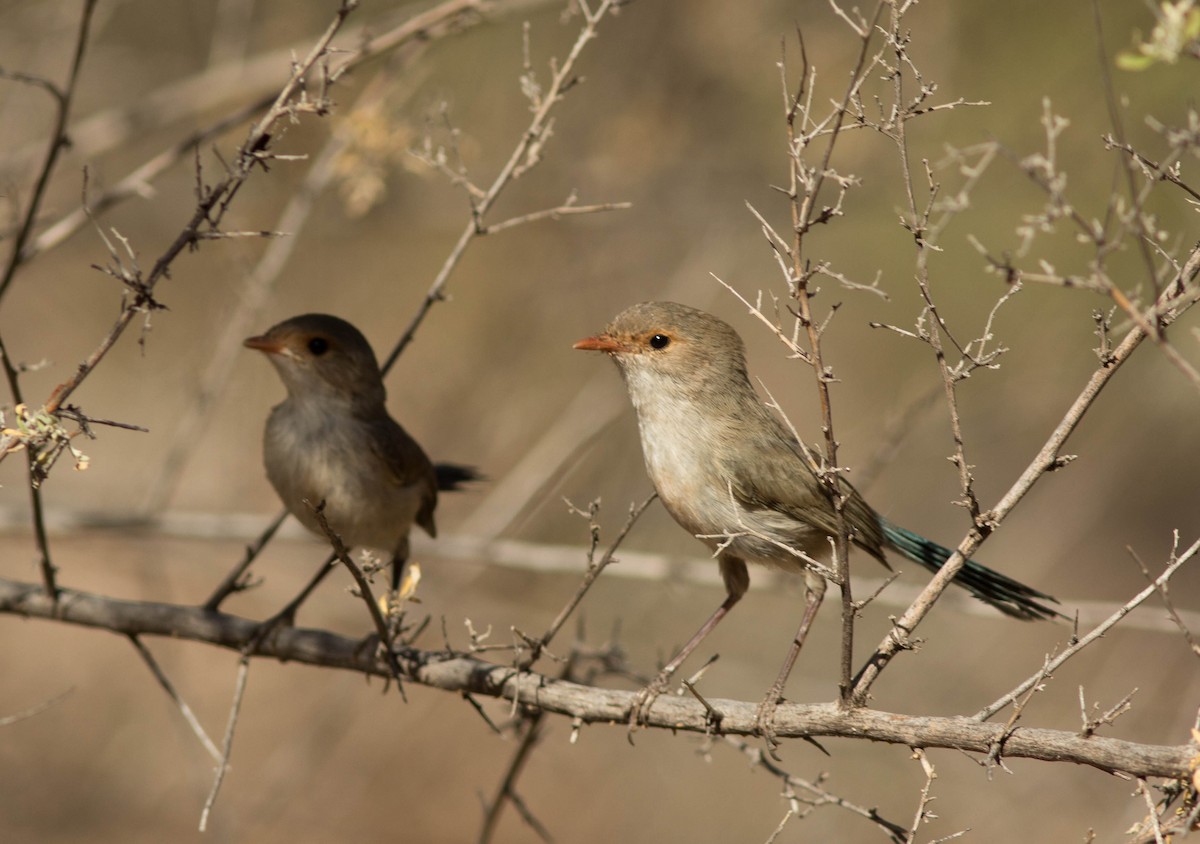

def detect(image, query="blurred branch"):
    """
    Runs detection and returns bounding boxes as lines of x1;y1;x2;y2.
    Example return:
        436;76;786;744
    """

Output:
22;0;531;263
127;634;222;763
0;0;98;301
3;506;1194;636
516;494;656;671
0;686;73;727
0;335;58;599
976;533;1199;721
0;573;1193;781
851;258;1200;704
478;709;552;844
0;0;361;473
983;97;1200;392
720;734;908;843
0;0;100;604
198;655;250;833
379;0;628;375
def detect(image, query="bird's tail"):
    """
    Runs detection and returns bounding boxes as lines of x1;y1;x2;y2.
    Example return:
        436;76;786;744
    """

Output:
433;462;484;492
880;519;1061;621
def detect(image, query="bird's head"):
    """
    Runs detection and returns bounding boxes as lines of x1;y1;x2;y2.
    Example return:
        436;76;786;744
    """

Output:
244;313;386;406
573;301;749;393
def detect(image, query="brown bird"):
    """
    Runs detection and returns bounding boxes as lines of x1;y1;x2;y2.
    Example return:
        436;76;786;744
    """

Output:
246;313;455;594
575;301;1059;740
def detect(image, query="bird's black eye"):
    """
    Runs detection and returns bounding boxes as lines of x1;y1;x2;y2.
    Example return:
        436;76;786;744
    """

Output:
649;333;671;350
307;337;329;356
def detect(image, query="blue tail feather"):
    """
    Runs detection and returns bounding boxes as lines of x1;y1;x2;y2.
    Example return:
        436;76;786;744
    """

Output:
880;519;1060;621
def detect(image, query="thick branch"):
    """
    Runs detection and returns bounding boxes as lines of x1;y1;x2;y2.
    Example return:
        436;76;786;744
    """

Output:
0;575;1191;781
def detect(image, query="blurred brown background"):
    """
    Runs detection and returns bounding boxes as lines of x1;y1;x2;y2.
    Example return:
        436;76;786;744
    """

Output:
1;0;1198;841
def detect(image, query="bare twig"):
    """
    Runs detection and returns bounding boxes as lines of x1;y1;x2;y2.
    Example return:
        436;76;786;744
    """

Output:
198;655;250;832
976;536;1198;721
1128;538;1200;657
518;494;656;670
0;687;73;727
478;710;552;843
305;500;406;688
21;0;526;261
378;0;627;376
128;635;222;762
722;734;908;842
0;1;362;472
767;2;887;707
203;511;287;611
1;571;1193;780
852;287;1196;704
0;0;99;301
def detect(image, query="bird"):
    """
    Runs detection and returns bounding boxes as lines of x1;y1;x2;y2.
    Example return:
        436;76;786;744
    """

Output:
574;301;1059;738
245;313;469;600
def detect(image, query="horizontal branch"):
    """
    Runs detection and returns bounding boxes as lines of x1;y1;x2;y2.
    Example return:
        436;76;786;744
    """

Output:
1;575;1191;781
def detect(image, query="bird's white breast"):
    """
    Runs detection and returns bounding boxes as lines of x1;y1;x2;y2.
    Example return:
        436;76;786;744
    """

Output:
623;365;826;574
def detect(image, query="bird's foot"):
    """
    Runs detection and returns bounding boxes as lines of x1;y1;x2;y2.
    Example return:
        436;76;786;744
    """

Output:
754;690;784;759
626;673;673;743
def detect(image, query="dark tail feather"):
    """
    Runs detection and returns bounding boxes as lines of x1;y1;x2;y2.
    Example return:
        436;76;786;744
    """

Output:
880;519;1061;621
433;462;484;492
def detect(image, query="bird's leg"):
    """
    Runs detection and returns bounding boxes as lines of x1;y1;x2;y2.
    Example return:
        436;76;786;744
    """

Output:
628;591;743;737
384;546;408;646
627;555;749;738
755;572;826;755
248;553;339;653
352;546;411;661
390;539;408;594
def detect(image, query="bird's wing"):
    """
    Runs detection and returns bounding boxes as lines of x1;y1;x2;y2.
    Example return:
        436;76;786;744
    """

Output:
724;415;888;564
367;414;439;537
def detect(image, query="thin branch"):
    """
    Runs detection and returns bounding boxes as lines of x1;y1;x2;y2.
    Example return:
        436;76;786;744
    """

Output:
203;511;287;611
481;199;633;236
1128;539;1200;658
0;0;99;302
478;711;552;843
774;4;887;707
0;0;362;486
128;634;222;763
198;655;250;832
379;0;626;376
0;334;57;600
976;535;1199;720
722;734;908;842
23;0;513;262
518;494;656;670
305;500;405;687
851;275;1197;703
0;687;74;727
0;575;1194;780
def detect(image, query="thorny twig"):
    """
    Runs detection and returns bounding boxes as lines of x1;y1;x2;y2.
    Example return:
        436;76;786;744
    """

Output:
198;656;250;832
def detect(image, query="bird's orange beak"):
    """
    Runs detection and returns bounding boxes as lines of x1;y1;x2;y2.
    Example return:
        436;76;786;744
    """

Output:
244;335;283;354
573;333;620;353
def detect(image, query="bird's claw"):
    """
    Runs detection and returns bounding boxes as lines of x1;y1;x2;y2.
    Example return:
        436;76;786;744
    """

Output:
626;674;672;743
754;693;783;759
